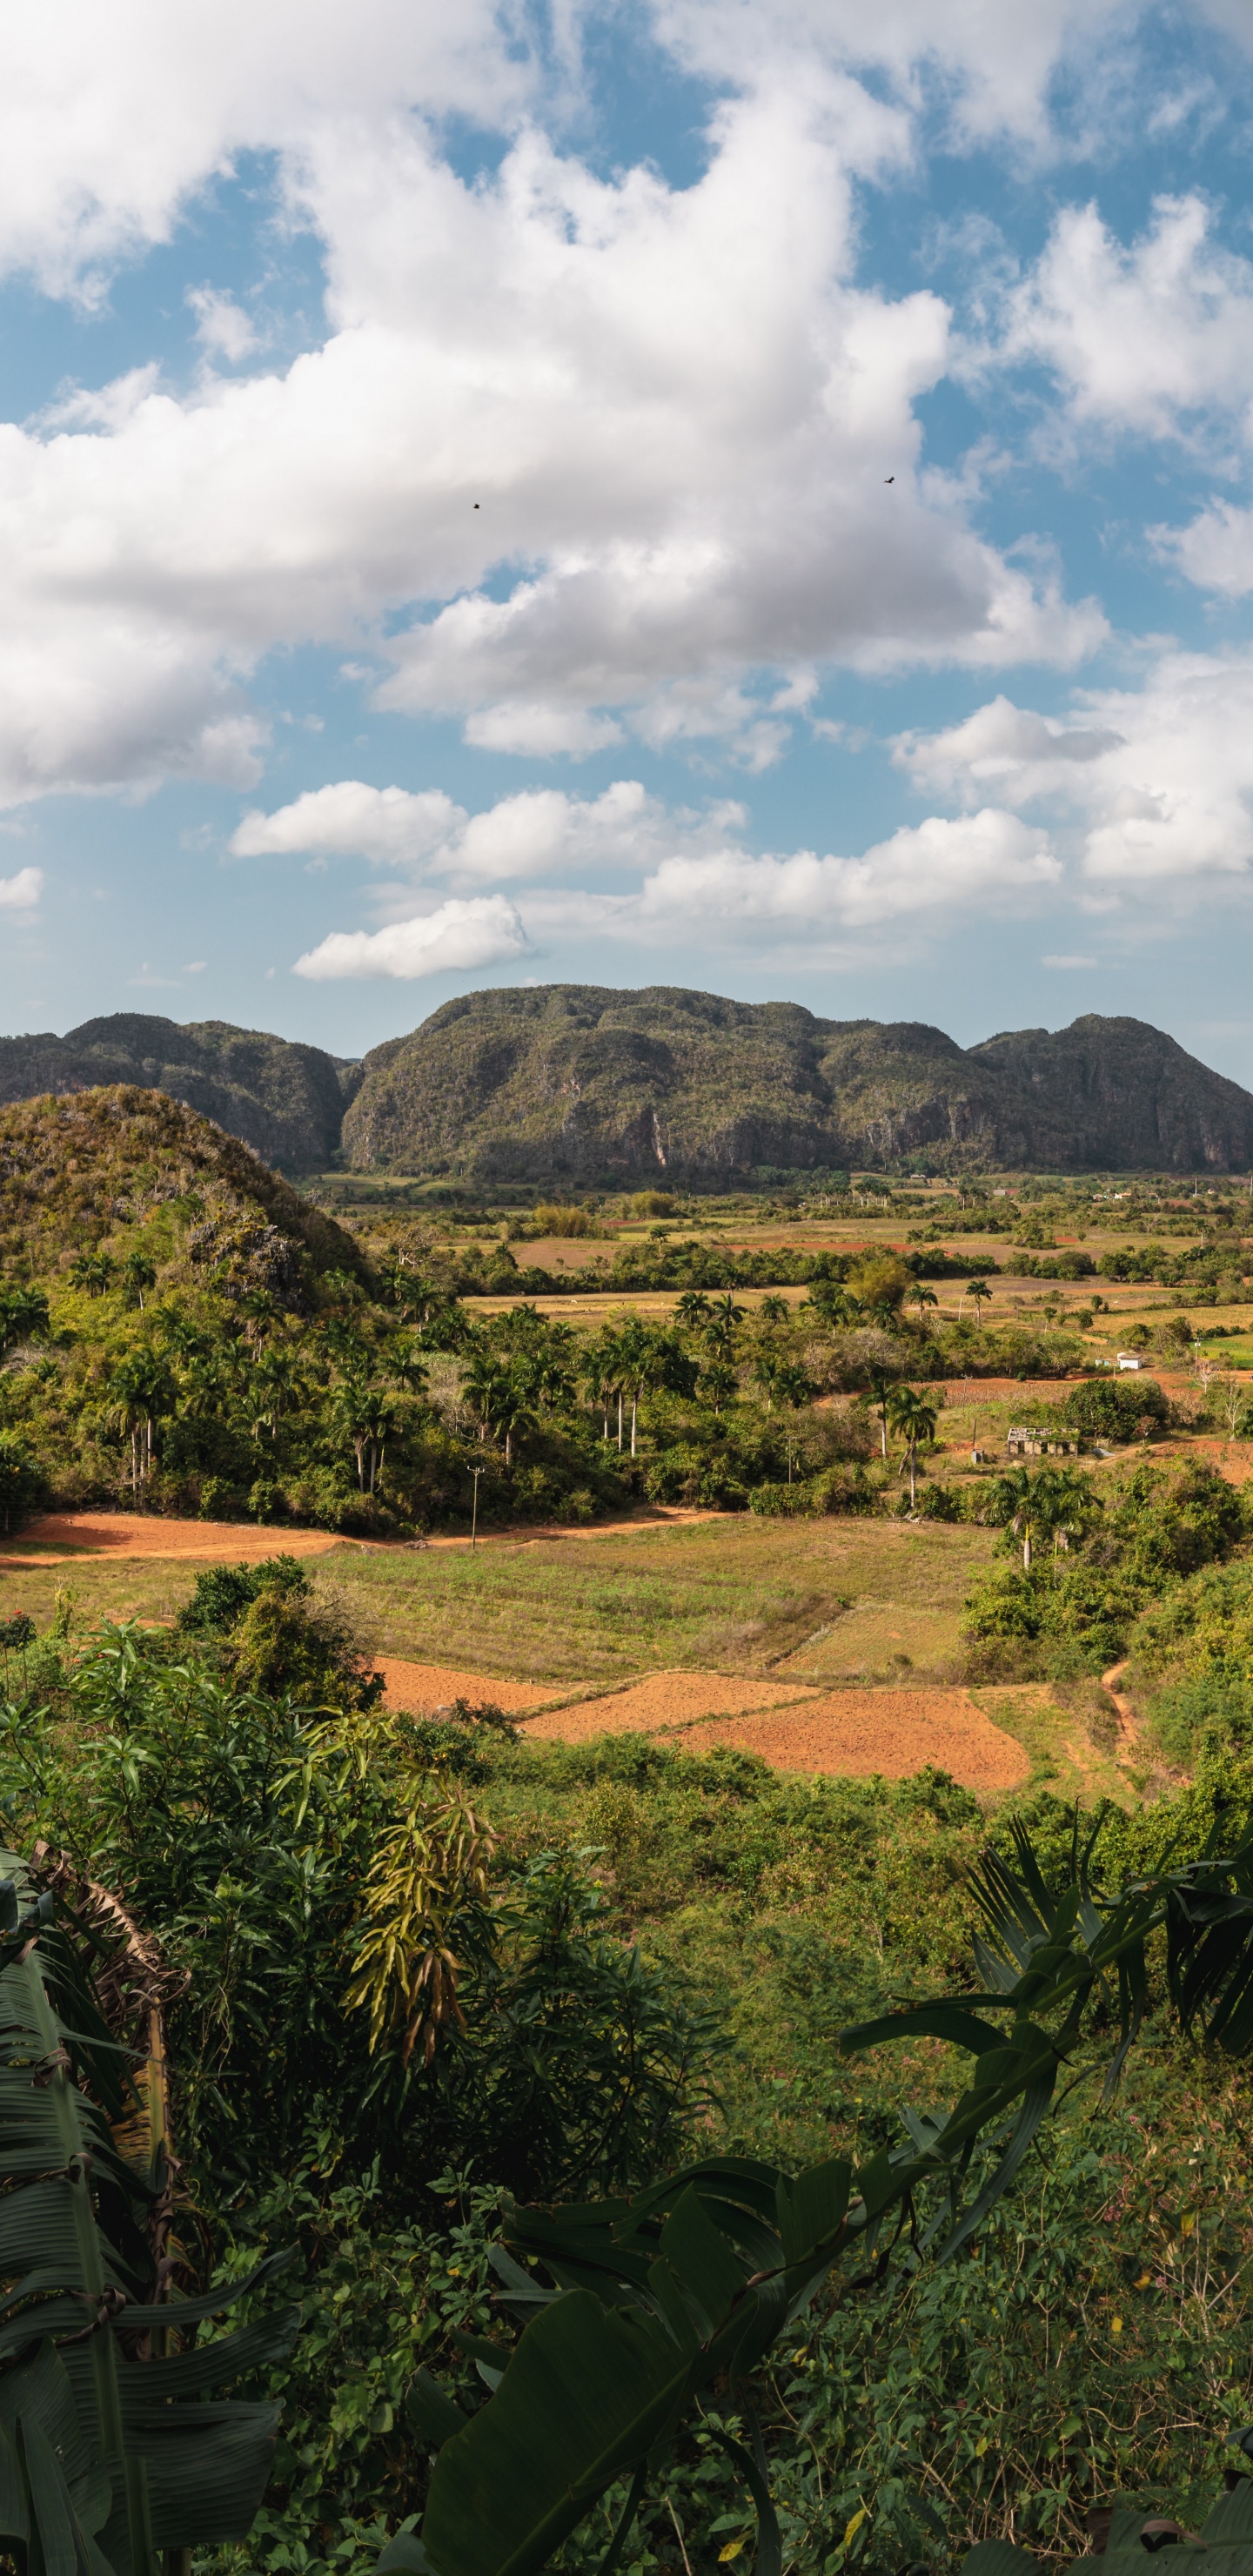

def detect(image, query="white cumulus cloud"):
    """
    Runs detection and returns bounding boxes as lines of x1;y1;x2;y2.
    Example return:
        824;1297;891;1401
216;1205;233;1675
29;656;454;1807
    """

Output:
293;893;526;982
898;651;1253;885
234;777;748;887
1001;193;1253;438
0;865;43;911
0;82;1105;806
629;808;1060;934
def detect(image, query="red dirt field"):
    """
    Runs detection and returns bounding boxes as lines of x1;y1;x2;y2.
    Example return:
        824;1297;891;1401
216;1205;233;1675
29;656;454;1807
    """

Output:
521;1676;1031;1790
518;1671;819;1741
0;1503;732;1572
0;1512;350;1566
671;1689;1032;1788
373;1658;557;1715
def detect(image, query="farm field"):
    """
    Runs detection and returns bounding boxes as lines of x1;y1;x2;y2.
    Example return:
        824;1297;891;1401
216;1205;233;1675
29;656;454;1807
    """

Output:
0;1509;1132;1804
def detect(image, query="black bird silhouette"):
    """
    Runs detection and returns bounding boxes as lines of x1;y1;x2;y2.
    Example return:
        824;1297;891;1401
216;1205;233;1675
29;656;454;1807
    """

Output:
884;475;895;484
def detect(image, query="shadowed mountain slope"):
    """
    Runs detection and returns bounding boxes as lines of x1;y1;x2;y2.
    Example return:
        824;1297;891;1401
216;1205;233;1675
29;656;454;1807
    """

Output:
0;1013;359;1169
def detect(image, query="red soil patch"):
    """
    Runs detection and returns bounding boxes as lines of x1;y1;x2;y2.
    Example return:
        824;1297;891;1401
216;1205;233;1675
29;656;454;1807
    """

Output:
0;1504;732;1573
375;1657;557;1715
1;1512;350;1566
523;1673;1030;1791
520;1671;816;1743
674;1688;1031;1789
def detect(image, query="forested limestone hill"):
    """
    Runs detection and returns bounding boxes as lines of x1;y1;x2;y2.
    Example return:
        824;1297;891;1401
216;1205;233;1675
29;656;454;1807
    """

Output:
0;1013;358;1169
0;1088;362;1301
3;989;1251;1178
342;985;1253;1179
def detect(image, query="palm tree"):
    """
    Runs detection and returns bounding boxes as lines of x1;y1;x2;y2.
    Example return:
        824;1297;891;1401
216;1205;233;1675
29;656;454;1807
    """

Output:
107;1351;175;1500
752;1349;781;1410
1033;1464;1101;1556
995;1466;1042;1570
960;1278;993;1328
674;1291;712;1332
758;1294;789;1327
886;1384;939;1507
705;1292;746;1352
700;1358;738;1417
581;1332;620;1442
613;1318;655;1459
332;1376;397;1493
774;1360;817;1411
121;1251;157;1311
71;1251;116;1298
492;1380;535;1468
865;1365;897;1459
908;1282;939;1330
459;1352;512;1448
388;1338;430;1399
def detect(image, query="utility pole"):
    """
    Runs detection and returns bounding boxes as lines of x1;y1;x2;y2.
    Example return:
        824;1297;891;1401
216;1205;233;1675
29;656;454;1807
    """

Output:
470;1466;484;1550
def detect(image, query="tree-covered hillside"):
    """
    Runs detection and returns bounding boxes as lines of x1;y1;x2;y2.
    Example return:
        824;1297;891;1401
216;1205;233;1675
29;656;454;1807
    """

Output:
3;992;1251;1177
0;1011;358;1167
342;986;1253;1181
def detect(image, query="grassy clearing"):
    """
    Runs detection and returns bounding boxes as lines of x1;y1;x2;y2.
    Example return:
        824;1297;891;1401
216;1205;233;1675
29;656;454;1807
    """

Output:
321;1514;999;1685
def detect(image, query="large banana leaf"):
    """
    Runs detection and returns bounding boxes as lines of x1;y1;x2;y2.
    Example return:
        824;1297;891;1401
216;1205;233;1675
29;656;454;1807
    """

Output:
383;1817;1253;2576
0;1853;298;2576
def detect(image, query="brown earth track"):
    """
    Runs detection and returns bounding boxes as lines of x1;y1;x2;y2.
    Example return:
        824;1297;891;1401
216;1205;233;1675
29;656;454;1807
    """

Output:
0;1503;732;1571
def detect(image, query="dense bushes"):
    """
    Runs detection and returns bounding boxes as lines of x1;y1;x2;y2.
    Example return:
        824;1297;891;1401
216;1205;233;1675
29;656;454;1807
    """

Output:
963;1460;1250;1671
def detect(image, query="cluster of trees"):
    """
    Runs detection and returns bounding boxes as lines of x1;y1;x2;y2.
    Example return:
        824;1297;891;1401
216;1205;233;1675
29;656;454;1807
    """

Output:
0;1234;1067;1533
964;1454;1250;1674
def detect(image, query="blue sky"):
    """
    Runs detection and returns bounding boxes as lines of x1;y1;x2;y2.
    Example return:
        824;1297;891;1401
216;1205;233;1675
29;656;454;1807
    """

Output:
3;0;1253;1077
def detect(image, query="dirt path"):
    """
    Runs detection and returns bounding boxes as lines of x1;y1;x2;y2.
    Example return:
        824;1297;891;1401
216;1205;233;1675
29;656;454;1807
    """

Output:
1101;1659;1144;1766
0;1503;730;1570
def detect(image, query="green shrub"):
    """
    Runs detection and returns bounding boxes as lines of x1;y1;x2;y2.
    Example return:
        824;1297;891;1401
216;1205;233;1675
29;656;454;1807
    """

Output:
1062;1375;1170;1439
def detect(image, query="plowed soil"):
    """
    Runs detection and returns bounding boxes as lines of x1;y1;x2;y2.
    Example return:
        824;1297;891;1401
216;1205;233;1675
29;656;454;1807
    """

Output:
0;1512;349;1566
0;1505;730;1570
519;1673;1031;1790
519;1671;818;1742
669;1689;1032;1788
374;1657;558;1715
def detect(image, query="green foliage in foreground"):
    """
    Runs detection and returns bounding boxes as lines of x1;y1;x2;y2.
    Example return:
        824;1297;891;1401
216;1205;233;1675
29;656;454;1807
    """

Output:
8;1571;1253;2576
334;1809;1253;2576
0;1855;298;2576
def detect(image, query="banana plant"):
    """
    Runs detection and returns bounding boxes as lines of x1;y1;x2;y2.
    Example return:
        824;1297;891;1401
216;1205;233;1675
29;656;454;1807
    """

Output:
378;1813;1253;2576
0;1850;298;2576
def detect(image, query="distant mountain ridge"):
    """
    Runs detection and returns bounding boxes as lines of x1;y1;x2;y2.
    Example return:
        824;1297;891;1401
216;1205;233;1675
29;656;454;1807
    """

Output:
340;984;1253;1178
2;989;1250;1177
0;1013;361;1170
